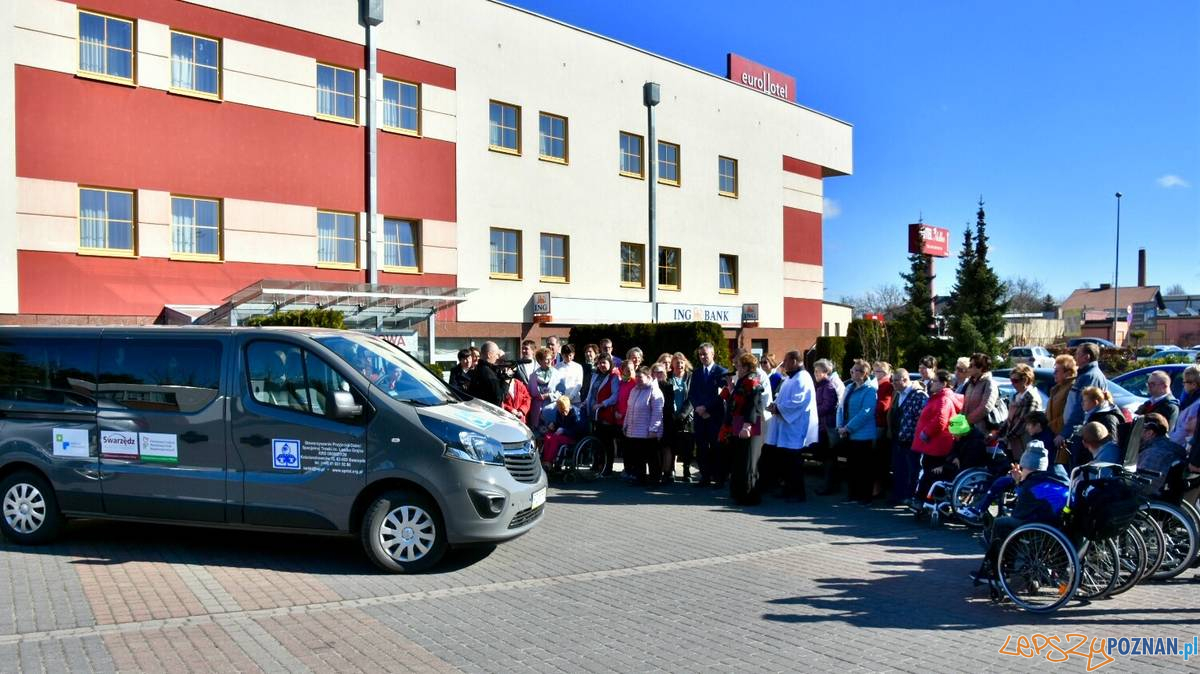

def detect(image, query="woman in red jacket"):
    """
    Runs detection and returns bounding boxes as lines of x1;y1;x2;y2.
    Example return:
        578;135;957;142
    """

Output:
910;369;963;504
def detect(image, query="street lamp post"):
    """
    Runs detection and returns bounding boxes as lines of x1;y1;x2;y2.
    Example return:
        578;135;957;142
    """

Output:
1112;191;1122;343
644;82;661;323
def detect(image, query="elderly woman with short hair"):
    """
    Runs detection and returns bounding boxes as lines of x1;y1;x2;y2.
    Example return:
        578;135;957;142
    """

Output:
1047;354;1077;435
1001;363;1043;453
962;353;999;435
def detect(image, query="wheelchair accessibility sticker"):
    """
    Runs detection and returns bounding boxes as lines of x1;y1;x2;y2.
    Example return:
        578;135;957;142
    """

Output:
998;634;1199;671
272;439;302;470
453;409;496;431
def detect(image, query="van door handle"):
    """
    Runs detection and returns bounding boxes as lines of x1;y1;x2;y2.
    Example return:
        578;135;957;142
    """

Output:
180;431;208;444
240;434;269;447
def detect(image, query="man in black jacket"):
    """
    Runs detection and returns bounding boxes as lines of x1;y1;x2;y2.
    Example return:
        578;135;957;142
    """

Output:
468;342;507;406
1135;370;1180;430
449;348;473;394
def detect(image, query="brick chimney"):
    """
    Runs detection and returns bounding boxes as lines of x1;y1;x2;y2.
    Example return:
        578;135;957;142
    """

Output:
1138;248;1147;287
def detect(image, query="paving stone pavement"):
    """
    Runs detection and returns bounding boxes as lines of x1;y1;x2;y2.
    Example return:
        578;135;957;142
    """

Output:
1;475;1199;673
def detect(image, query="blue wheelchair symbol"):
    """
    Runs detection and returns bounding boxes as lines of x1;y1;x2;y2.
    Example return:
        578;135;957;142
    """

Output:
272;439;301;470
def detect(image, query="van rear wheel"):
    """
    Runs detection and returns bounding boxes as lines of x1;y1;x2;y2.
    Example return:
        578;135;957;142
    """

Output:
361;489;447;573
1;470;63;545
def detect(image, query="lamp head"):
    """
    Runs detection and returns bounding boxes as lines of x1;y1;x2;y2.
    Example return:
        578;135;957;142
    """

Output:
1115;192;1122;198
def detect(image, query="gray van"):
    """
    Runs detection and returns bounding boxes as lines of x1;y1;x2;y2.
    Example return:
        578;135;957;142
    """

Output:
0;327;546;572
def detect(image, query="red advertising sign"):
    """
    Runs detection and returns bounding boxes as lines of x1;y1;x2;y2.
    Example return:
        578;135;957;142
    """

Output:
726;53;796;102
908;223;951;258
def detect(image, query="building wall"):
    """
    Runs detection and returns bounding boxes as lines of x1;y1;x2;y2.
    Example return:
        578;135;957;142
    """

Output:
0;0;16;313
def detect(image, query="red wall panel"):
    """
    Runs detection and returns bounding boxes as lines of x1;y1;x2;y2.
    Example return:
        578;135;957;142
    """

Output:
782;206;822;266
783;298;822;330
16;68;455;221
378;52;456;90
18;251;457;318
782;155;823;179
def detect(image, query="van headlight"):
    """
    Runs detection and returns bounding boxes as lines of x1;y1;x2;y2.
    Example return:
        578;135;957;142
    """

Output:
421;416;505;465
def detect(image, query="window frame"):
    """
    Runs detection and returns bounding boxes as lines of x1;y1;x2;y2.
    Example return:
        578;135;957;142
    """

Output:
718;253;739;294
619;131;645;179
168;29;222;100
316;210;359;269
657;246;682;291
244;340;366;425
539;232;570;283
78;186;137;257
657;141;681;186
537;112;569;164
381;217;421;273
315;62;358;124
718;156;739;197
619;241;646;288
381;77;421;136
77;9;136;86
489;227;522;280
169;194;223;262
488;100;522;155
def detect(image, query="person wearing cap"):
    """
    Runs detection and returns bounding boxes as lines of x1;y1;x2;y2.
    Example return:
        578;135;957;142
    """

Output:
1134;412;1187;494
1080;421;1121;464
969;440;1070;585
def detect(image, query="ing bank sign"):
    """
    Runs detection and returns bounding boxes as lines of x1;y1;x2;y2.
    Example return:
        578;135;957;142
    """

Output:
661;303;742;328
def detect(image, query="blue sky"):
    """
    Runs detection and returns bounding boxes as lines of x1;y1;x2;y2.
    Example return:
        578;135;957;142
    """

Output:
504;0;1200;300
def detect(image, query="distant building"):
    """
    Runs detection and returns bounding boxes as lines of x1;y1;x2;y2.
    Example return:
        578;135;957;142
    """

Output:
1060;285;1163;345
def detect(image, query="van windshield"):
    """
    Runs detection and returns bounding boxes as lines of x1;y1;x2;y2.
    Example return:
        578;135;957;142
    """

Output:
316;334;455;406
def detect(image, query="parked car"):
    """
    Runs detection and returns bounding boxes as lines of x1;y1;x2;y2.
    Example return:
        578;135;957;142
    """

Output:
1113;364;1189;400
1067;337;1117;349
993;367;1146;422
1007;346;1055;368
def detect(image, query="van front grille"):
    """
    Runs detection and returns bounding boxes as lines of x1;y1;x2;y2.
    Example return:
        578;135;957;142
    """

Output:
502;441;541;484
509;506;544;529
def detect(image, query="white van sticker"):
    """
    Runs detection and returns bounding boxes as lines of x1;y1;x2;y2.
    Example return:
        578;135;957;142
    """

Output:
52;428;90;458
304;441;365;475
139;433;179;464
100;431;139;458
272;439;302;470
452;409;496;431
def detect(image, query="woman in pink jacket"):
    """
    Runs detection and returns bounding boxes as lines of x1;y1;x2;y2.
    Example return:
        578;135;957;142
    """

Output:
623;365;664;486
911;369;963;503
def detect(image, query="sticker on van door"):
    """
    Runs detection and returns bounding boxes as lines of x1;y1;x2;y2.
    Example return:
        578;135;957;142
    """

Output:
52;428;91;458
100;431;139;458
272;439;302;470
139;433;179;464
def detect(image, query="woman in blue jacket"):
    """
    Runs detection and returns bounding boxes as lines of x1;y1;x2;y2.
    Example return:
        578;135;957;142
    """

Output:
832;359;878;503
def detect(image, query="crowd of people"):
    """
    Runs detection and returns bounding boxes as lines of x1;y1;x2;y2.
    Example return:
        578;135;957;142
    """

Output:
449;337;1200;510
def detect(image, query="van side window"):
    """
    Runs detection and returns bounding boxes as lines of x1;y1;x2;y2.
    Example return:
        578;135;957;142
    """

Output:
98;339;222;413
245;341;354;420
0;337;98;406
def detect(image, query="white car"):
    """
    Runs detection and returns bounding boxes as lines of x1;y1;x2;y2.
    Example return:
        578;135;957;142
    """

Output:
1008;346;1055;368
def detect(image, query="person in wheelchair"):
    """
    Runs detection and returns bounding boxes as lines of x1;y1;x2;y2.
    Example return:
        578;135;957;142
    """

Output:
916;414;979;501
1134;412;1187;495
540;395;587;470
970;442;1070;584
959;413;1052;523
1080;421;1122;464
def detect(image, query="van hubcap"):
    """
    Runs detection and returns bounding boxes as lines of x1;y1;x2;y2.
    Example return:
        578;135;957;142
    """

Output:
379;505;436;563
3;483;46;534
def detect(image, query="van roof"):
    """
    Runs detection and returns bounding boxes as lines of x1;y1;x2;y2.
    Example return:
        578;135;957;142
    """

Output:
0;325;352;338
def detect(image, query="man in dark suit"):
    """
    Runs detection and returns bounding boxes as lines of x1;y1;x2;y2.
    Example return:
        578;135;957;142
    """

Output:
1136;370;1180;431
689;342;729;488
467;342;507;406
448;348;473;394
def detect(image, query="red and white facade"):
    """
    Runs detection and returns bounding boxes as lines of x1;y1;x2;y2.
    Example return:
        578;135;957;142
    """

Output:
3;0;852;361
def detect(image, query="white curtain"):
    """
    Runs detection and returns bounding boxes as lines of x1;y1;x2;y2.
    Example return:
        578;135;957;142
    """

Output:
80;190;106;248
172;198;195;253
171;34;194;91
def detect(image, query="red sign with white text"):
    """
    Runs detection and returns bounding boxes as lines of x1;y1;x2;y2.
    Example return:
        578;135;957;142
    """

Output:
908;223;951;258
727;53;796;102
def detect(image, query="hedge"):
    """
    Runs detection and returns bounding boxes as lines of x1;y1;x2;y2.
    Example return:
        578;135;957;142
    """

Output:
568;322;731;368
244;308;346;329
812;337;846;373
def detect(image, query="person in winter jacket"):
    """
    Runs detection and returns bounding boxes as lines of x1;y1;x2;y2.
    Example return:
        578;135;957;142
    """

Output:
962;353;1000;435
1169;365;1199;447
663;353;695;482
1047;354;1077;435
540;395;587;467
825;359;878;503
911;369;964;502
623;365;664;485
721;353;767;505
1056;342;1109;451
888;368;929;504
1001;363;1043;454
1065;386;1123;468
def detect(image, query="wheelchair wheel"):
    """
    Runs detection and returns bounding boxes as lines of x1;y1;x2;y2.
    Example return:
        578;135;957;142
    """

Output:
1132;510;1166;580
1076;538;1120;600
1107;527;1147;597
569;436;601;482
950;469;992;527
997;523;1080;613
1147;502;1199;580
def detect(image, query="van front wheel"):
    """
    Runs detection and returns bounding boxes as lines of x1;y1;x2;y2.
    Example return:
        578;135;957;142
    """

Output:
361;490;447;573
1;470;63;545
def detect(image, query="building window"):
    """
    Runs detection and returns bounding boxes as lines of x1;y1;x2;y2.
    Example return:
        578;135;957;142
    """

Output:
657;141;680;186
489;228;521;279
538;113;568;163
719;254;738;294
620;242;645;287
171;196;221;259
382;78;419;135
824;322;830;337
383;218;419;271
658;246;681;290
79;187;135;254
835;323;841;337
719;156;738;197
619;132;644;178
317;211;357;266
316;64;356;122
170;31;220;97
489;101;521;154
78;10;134;83
539;233;569;282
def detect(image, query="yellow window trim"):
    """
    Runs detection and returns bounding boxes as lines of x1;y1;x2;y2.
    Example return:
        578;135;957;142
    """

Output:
316;261;359;271
489;145;522;156
75;71;136;87
381;125;421;138
77;9;136;86
78;247;136;259
657;177;681;187
719;190;739;198
168;86;221;102
658;284;681;291
381;265;421;274
620;281;645;289
539;155;568;165
169;253;222;263
619;170;645;180
168;30;222;100
719;288;738;295
382;77;421;136
540;276;569;284
315;112;358;126
489;272;521;281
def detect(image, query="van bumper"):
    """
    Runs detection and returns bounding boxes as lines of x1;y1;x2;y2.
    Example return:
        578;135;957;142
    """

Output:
439;459;549;545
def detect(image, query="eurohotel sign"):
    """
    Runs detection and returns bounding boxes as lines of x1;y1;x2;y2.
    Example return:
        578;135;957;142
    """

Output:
726;53;796;102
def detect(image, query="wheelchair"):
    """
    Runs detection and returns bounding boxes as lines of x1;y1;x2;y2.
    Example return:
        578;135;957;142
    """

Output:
544;434;602;483
1135;461;1200;580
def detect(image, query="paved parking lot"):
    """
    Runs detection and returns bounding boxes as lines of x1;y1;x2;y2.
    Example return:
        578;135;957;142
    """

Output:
2;476;1198;673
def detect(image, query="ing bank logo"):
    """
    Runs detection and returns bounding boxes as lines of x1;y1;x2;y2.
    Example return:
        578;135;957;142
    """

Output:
999;634;1199;671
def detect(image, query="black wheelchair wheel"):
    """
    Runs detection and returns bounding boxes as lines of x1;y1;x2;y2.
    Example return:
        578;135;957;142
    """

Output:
997;523;1080;613
1077;538;1120;601
1107;527;1147;597
1132;510;1166;580
570;436;601;482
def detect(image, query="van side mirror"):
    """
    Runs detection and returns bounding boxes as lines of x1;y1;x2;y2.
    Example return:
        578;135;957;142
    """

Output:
332;391;363;419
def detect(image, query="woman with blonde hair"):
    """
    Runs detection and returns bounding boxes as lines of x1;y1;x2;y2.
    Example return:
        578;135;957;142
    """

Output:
1001;363;1043;453
1047;354;1077;435
662;353;695;482
1065;385;1122;468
